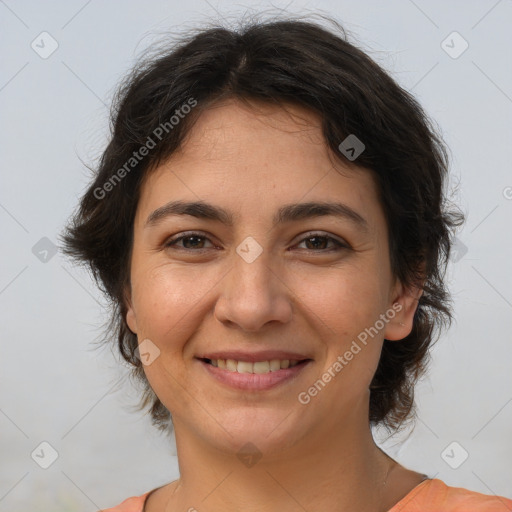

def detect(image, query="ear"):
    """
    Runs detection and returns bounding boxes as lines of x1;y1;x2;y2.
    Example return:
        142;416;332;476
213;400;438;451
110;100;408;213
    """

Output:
384;277;424;341
124;285;138;334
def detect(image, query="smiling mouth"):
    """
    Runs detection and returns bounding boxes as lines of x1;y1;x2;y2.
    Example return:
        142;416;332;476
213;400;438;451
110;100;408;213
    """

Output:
200;358;311;374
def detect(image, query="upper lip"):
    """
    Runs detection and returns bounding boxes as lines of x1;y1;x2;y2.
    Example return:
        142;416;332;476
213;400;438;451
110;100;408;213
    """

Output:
196;350;312;363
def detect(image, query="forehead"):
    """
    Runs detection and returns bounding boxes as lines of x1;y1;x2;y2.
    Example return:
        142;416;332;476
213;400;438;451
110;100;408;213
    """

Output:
136;99;384;232
184;98;325;149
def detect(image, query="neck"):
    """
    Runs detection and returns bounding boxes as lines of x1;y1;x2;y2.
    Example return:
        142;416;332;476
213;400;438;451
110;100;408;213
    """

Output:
168;400;395;512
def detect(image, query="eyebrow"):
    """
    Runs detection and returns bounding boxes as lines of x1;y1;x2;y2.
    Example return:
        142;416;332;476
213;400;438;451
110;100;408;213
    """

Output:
144;200;368;232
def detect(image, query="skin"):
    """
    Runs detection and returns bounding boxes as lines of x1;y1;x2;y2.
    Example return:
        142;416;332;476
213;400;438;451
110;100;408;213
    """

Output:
125;98;426;512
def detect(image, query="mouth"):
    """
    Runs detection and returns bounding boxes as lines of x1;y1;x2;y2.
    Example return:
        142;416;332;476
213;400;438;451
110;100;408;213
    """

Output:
200;357;307;373
196;353;313;391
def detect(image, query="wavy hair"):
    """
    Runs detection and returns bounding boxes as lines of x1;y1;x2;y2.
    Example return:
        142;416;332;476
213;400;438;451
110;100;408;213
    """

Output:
61;14;464;434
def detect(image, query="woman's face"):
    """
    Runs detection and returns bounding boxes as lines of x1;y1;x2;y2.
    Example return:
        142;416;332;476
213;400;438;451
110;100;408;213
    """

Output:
126;99;414;455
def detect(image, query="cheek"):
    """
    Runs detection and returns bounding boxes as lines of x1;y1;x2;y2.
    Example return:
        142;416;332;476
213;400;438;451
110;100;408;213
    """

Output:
132;267;212;410
130;265;214;348
304;265;386;334
303;264;388;383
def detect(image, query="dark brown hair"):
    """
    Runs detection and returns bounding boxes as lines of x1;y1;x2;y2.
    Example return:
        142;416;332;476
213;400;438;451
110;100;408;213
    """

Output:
61;14;464;434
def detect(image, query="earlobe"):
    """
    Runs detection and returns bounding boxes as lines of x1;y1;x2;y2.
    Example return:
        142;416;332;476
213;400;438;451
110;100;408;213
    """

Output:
126;306;138;334
384;281;424;341
124;287;138;334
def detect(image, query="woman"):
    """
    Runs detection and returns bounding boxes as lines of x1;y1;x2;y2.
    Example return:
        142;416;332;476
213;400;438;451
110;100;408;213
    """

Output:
61;15;512;512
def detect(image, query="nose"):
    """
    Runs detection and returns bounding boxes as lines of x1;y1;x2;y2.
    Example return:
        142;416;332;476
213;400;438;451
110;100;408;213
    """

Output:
213;247;293;332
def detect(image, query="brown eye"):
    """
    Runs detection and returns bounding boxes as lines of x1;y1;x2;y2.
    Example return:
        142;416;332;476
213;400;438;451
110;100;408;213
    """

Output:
165;232;214;250
295;233;349;252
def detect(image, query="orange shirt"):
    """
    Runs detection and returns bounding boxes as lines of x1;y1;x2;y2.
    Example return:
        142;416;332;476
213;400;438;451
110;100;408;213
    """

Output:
100;478;512;511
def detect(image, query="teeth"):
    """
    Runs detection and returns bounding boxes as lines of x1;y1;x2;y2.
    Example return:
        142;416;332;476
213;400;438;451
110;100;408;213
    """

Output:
269;359;281;371
208;358;301;373
237;361;253;373
253;361;270;374
226;359;237;371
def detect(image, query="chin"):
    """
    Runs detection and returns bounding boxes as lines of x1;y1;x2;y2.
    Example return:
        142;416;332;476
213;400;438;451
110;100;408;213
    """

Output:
203;406;310;457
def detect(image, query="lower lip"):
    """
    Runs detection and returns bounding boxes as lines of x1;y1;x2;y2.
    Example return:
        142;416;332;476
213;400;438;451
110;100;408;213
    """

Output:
199;359;311;390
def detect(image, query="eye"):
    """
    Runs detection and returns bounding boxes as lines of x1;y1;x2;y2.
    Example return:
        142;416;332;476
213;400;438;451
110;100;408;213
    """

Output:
163;231;349;253
294;232;349;252
164;232;215;251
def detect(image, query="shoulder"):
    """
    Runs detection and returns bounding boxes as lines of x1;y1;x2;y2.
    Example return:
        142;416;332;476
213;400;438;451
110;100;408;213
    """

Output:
390;478;512;511
98;492;150;512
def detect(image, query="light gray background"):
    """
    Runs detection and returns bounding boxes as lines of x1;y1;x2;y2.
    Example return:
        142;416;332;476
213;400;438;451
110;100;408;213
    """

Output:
1;0;511;510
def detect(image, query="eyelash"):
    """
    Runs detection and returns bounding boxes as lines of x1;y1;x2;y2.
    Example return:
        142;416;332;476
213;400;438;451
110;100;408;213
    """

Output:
164;231;349;253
